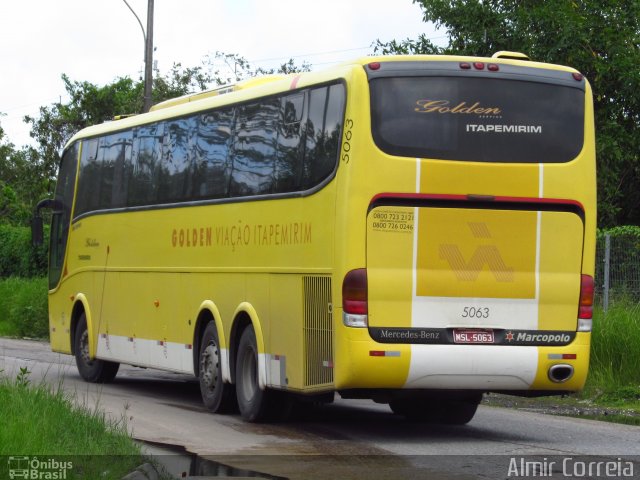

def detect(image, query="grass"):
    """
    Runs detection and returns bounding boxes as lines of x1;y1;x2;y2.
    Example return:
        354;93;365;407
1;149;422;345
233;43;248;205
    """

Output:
0;367;145;479
588;301;640;390
576;301;640;420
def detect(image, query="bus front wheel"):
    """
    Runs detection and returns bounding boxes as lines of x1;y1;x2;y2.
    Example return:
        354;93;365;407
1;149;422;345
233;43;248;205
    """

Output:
199;322;236;413
74;313;119;383
235;326;277;422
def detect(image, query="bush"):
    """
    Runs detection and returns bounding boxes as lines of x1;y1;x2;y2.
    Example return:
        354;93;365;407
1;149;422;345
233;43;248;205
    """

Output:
0;277;49;339
0;224;49;278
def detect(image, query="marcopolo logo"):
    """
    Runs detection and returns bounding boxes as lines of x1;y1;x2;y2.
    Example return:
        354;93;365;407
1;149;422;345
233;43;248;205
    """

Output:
505;331;573;345
516;332;571;344
8;456;73;479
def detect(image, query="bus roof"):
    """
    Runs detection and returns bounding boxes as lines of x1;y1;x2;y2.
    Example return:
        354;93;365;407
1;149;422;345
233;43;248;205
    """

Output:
64;53;581;150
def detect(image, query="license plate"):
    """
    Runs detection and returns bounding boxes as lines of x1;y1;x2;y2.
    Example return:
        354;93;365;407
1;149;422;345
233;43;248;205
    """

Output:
453;329;495;344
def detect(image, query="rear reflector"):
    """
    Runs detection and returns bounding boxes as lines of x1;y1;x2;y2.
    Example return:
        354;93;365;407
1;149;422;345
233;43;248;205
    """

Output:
548;353;578;360
370;351;401;357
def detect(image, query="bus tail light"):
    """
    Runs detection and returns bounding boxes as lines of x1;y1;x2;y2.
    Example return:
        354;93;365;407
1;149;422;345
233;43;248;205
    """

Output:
343;268;368;328
578;274;594;331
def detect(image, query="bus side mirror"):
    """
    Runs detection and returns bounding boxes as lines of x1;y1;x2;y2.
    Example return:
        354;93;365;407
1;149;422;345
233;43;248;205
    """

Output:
31;215;44;246
31;198;56;246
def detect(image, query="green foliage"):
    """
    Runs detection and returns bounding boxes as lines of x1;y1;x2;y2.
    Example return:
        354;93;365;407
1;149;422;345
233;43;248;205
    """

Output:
597;225;640;239
0;181;29;225
0;122;46;226
377;0;640;227
0;225;48;278
0;277;49;339
0;374;142;478
15;367;31;388
589;302;640;388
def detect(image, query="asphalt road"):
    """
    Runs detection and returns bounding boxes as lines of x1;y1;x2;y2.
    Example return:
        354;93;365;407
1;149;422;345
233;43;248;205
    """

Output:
2;338;638;479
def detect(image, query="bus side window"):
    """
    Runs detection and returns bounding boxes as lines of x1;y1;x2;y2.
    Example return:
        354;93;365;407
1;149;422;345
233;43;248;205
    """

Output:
49;144;78;289
129;123;164;206
194;109;234;199
303;84;345;190
230;98;279;197
75;139;100;216
159;117;198;203
101;131;133;209
275;93;304;193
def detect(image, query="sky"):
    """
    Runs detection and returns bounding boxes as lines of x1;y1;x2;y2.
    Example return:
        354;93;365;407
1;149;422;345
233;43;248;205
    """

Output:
0;0;443;148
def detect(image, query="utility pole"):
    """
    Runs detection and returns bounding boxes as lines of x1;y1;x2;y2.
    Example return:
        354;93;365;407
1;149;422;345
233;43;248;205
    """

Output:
122;0;154;112
143;0;154;112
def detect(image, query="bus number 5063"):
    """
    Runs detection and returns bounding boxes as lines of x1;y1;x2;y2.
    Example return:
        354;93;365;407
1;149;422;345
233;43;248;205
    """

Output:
462;307;490;319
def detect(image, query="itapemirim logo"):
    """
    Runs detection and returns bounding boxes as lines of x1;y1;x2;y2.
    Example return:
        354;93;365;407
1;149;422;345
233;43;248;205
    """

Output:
8;456;73;479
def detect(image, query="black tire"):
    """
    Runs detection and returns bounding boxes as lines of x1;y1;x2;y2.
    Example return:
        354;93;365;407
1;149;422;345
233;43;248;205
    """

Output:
74;313;119;383
440;397;480;425
390;394;481;425
199;322;236;413
235;326;278;422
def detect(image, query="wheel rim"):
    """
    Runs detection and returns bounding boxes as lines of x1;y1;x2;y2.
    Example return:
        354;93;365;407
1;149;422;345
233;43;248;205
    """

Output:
80;330;93;366
240;345;257;401
201;342;220;392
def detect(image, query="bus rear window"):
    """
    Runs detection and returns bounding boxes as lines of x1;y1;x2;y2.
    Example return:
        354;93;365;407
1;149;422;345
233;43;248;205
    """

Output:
370;77;585;163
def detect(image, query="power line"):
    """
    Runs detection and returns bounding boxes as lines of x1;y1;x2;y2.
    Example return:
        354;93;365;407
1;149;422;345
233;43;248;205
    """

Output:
247;45;373;65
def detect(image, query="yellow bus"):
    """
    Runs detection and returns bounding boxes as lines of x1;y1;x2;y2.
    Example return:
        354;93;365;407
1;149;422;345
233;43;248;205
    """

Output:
34;52;596;424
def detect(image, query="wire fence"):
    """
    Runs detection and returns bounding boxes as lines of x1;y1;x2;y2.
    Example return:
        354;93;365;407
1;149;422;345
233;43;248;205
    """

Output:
595;232;640;310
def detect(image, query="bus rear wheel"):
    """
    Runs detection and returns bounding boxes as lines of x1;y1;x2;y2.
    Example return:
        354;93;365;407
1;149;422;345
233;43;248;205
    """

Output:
199;322;236;413
235;326;280;422
74;313;119;383
389;394;481;425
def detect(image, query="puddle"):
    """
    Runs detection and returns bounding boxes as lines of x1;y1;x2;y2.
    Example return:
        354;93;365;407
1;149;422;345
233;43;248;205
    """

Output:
136;441;466;480
139;441;287;479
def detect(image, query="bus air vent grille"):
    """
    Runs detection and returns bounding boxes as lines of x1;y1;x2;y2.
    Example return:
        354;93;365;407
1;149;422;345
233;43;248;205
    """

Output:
303;276;334;387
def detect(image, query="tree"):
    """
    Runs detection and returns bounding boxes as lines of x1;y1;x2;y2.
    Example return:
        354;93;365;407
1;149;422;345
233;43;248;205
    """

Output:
0;120;43;225
376;0;640;227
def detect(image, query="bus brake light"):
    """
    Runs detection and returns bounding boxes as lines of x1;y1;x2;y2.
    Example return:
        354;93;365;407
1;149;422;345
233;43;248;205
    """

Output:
578;274;594;319
342;269;368;315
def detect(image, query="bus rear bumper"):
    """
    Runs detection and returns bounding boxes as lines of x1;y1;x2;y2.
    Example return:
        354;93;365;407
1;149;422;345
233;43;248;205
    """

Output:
334;330;590;393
